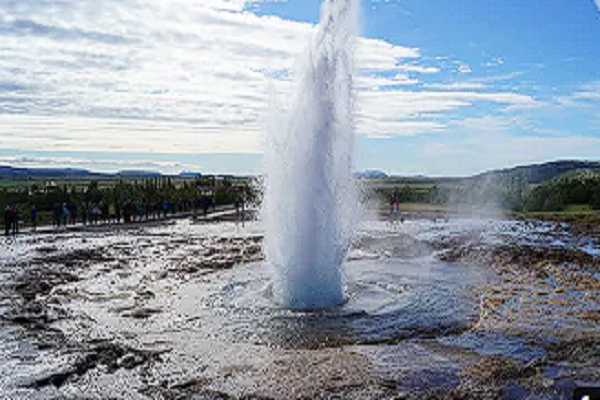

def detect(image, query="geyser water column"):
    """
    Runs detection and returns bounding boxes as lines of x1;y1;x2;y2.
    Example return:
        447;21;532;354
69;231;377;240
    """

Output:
263;0;359;309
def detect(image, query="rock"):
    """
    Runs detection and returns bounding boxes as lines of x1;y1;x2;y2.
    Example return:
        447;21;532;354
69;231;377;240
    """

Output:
117;353;144;369
171;376;213;390
155;270;168;279
123;307;162;319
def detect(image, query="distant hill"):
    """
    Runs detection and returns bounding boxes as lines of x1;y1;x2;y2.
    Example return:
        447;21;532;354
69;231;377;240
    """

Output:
179;171;203;178
2;160;599;183
0;166;106;179
0;166;168;180
116;170;163;178
0;166;250;181
473;160;600;184
356;170;388;179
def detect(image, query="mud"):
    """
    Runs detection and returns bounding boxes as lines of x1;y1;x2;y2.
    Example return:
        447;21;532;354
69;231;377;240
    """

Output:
438;243;600;272
429;222;600;399
30;340;167;389
1;217;598;399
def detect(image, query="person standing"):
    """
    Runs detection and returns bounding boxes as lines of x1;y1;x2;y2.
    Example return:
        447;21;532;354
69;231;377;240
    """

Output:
61;203;69;227
69;202;78;225
81;202;88;226
4;205;11;236
11;205;19;235
234;196;241;219
30;205;37;231
53;203;61;228
101;201;109;223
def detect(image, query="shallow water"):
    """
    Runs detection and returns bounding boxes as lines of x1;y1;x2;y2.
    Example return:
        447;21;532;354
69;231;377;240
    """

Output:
364;217;599;256
0;217;598;399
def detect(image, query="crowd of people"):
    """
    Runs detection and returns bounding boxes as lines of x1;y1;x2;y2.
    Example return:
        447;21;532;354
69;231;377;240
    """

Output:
3;194;251;236
388;191;401;214
4;205;21;235
47;197;219;229
4;204;39;235
2;177;257;236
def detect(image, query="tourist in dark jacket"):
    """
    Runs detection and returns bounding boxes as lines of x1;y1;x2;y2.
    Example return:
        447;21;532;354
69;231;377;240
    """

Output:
30;205;37;231
4;205;11;236
12;206;19;235
54;203;62;228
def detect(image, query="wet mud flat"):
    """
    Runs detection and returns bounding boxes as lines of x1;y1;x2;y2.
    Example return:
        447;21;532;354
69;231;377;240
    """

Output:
435;240;599;398
0;217;598;399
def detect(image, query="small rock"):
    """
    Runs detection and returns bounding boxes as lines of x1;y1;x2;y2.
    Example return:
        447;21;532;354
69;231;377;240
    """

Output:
155;270;168;279
117;353;143;369
542;378;554;388
123;307;162;319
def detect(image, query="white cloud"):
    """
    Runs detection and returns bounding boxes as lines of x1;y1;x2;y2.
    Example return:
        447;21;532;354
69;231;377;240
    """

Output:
457;63;472;74
451;115;532;134
572;81;600;101
356;90;538;137
356;73;419;90
485;57;505;67
554;81;600;108
0;154;197;175
473;71;525;84
594;0;600;12
0;0;429;151
397;64;440;74
426;82;487;91
0;0;544;155
418;132;600;176
357;38;420;71
0;114;262;153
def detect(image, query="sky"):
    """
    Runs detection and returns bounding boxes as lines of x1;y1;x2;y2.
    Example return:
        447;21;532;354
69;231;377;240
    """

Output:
1;0;599;176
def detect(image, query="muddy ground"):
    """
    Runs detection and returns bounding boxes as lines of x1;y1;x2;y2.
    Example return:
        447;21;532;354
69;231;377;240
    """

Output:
1;216;598;399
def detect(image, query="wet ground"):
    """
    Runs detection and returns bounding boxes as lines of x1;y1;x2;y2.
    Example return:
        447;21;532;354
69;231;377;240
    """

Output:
0;215;598;399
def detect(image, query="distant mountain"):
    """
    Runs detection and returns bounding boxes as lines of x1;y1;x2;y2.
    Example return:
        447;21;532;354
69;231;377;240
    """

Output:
2;160;599;183
0;166;169;180
116;170;163;178
473;160;600;184
356;170;388;179
179;172;203;178
0;166;106;179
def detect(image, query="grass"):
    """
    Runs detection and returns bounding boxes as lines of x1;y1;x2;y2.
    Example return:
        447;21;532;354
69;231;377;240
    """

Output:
517;205;600;225
393;202;451;213
565;204;594;213
0;180;37;188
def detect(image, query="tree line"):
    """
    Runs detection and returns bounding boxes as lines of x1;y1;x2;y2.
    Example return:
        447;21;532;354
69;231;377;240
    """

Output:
523;173;600;212
1;176;256;230
379;172;600;213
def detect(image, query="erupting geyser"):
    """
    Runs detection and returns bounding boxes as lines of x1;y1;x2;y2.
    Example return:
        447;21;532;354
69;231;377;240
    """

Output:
263;0;359;309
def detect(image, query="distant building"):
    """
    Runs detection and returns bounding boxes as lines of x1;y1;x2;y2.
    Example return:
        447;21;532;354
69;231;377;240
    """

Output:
44;180;58;193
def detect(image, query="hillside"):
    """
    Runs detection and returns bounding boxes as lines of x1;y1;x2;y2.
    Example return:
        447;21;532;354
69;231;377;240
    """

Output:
524;168;600;212
0;166;183;180
474;160;600;184
2;160;599;183
0;166;105;180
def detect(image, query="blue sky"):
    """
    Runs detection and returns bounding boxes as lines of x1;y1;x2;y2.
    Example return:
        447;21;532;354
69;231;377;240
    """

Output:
1;0;599;176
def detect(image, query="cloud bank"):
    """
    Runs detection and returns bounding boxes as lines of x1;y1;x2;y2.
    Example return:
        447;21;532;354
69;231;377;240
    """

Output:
0;0;541;152
0;0;598;175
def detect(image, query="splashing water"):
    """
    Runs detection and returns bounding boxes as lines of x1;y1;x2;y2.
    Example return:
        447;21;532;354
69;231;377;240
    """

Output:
263;0;359;309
